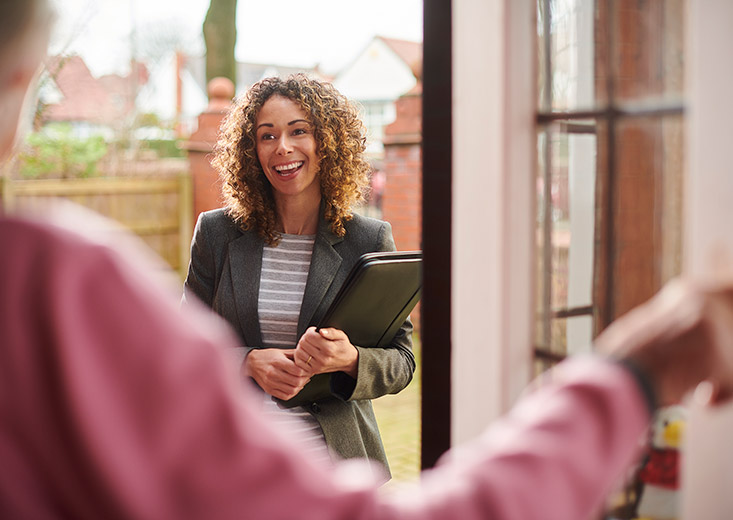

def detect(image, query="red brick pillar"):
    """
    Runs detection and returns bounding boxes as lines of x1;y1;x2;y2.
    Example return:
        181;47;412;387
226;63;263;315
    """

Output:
382;83;423;329
185;77;234;229
382;84;422;252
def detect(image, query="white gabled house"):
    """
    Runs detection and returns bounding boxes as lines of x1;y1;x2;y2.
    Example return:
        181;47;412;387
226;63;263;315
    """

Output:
333;36;421;157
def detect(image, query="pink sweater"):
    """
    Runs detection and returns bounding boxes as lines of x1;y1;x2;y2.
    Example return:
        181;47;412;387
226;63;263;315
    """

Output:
0;215;649;519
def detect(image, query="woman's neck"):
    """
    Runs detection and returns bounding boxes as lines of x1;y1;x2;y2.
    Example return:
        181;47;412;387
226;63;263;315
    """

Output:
275;196;321;235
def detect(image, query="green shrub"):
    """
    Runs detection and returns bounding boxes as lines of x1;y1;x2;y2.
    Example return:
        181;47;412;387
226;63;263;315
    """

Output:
18;123;108;179
140;138;185;158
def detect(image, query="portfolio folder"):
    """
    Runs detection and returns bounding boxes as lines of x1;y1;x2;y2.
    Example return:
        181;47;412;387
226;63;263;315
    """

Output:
279;250;422;407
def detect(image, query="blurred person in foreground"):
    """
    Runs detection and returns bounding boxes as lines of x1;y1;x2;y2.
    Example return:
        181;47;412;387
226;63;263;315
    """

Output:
3;1;733;519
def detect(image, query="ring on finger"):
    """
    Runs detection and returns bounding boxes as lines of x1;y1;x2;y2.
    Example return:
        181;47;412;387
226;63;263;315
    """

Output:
306;355;313;365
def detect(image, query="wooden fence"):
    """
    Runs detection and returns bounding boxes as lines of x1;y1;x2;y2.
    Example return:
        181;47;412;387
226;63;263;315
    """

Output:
1;174;193;280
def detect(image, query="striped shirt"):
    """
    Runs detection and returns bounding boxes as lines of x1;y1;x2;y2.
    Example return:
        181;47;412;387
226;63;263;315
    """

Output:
257;234;332;464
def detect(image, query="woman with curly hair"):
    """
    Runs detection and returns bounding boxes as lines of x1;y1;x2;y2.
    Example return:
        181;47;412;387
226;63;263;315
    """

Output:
183;74;415;478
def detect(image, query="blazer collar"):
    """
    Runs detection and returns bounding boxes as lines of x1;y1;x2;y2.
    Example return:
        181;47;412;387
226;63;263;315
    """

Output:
228;228;264;348
296;214;344;337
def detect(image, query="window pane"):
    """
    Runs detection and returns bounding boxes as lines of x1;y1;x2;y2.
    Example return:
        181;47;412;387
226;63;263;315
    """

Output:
550;314;594;355
610;0;685;104
565;315;593;355
537;0;598;111
557;125;597;310
609;115;684;318
536;129;550;348
536;122;597;353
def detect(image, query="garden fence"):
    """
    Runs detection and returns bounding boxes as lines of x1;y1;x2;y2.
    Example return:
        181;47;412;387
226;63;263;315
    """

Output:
1;173;193;280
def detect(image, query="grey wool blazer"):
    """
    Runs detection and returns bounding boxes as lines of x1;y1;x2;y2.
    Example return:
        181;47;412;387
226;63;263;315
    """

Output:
182;207;415;475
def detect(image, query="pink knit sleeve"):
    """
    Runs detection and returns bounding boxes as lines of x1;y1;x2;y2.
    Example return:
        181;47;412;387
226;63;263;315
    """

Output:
0;217;651;520
375;357;650;520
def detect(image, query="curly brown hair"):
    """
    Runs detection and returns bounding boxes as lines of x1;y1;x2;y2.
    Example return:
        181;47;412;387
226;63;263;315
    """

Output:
212;73;372;245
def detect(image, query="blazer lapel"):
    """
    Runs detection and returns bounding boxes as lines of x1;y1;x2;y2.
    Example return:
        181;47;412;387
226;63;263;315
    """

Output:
228;231;264;348
297;219;343;337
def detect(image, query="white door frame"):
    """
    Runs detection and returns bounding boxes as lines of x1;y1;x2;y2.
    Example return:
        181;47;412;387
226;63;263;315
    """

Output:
682;1;733;516
451;0;535;444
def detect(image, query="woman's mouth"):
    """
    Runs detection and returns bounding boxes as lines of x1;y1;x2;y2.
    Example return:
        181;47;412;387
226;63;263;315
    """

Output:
274;161;304;177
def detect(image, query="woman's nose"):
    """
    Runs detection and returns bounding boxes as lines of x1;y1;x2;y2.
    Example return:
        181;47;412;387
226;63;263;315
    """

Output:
276;135;293;154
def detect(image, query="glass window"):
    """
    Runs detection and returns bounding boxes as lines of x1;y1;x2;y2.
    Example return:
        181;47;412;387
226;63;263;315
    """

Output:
538;0;597;112
536;1;686;515
536;0;684;366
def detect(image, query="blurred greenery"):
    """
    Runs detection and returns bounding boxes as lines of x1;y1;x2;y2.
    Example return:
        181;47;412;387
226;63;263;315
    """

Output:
139;138;185;158
18;123;107;179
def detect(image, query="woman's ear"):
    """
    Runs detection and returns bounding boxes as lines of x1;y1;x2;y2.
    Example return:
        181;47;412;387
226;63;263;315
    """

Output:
0;1;52;162
5;66;36;90
0;89;27;161
0;64;41;162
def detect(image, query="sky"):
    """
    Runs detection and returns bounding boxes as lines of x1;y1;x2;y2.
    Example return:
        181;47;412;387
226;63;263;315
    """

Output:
49;0;423;77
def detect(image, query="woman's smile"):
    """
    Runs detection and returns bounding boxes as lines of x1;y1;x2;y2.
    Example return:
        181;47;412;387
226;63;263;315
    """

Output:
274;160;305;177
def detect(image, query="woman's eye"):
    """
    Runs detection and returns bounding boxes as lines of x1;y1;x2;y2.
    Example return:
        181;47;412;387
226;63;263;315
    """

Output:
260;133;275;141
292;128;306;136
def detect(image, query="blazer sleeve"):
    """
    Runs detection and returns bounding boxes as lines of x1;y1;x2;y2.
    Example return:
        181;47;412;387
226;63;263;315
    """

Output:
332;221;417;402
183;212;216;308
182;212;252;368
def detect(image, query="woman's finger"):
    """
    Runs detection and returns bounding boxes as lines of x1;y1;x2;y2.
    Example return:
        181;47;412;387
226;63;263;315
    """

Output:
319;327;347;341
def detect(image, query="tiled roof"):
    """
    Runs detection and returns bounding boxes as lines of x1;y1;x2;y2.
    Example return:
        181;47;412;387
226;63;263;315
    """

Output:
42;55;148;125
377;36;422;79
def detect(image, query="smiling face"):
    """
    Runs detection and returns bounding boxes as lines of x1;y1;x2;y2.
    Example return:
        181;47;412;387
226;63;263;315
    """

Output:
255;94;321;209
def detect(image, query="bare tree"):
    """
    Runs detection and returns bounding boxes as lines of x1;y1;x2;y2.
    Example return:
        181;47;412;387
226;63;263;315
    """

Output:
203;0;238;89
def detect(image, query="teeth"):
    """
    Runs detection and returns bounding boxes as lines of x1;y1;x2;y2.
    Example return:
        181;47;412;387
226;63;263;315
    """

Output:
274;161;303;173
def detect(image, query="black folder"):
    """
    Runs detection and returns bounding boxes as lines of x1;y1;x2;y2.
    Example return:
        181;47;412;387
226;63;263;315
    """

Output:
278;250;422;407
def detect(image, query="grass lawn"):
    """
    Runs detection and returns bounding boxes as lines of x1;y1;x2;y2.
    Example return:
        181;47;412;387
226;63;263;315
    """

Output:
372;338;421;486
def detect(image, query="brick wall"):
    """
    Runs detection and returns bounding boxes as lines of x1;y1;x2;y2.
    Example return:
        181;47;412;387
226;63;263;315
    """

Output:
382;84;422;251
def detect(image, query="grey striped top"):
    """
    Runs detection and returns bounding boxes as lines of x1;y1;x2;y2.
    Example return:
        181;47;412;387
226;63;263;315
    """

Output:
257;234;332;464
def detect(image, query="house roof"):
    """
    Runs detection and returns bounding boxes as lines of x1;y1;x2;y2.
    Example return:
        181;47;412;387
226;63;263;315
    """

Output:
376;36;422;79
42;55;148;125
237;62;322;93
